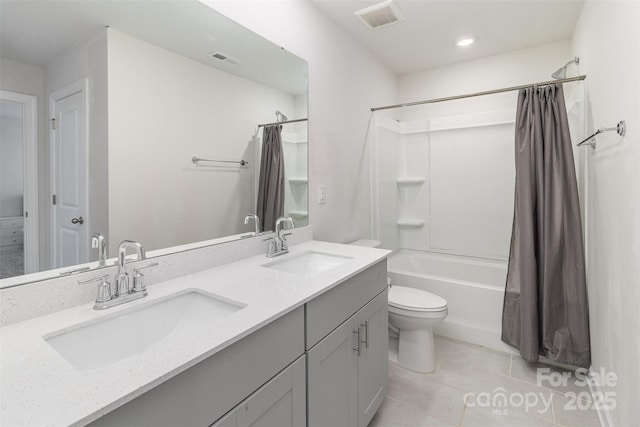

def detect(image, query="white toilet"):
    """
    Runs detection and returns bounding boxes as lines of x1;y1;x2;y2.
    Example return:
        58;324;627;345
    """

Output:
349;240;448;373
388;285;448;372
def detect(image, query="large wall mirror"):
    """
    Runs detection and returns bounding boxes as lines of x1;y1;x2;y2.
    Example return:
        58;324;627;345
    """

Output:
0;0;308;285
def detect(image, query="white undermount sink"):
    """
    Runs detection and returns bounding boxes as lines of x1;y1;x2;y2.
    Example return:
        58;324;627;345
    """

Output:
263;251;353;276
44;290;246;373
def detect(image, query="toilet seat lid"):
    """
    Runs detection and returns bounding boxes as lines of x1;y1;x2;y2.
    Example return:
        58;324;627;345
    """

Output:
388;286;447;311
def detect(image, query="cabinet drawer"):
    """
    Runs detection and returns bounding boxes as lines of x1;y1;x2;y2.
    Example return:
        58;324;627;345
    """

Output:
306;260;387;349
90;306;305;427
0;235;23;247
0;227;23;238
0;218;24;229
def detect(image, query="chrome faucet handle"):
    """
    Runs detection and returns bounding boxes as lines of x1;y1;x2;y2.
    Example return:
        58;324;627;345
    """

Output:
79;274;112;304
91;233;107;267
265;219;294;258
115;271;130;297
132;262;159;293
263;236;277;257
281;232;293;251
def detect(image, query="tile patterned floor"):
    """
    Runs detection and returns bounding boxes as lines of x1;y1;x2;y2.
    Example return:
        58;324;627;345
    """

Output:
369;336;601;427
0;246;24;279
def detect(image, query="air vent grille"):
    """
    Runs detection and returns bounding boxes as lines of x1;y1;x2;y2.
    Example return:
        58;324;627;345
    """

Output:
209;52;241;65
355;0;405;30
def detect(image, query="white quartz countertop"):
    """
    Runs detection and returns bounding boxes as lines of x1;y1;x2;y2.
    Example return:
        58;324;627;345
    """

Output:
0;241;390;426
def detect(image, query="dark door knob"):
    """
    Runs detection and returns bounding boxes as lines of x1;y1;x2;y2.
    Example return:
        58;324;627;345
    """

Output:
71;216;84;225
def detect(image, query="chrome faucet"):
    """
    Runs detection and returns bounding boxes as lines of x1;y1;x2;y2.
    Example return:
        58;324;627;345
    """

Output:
244;214;261;236
91;233;107;267
266;217;295;257
116;240;146;296
79;240;157;310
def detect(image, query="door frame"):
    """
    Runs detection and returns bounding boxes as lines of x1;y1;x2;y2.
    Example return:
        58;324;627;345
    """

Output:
0;90;39;273
48;79;90;268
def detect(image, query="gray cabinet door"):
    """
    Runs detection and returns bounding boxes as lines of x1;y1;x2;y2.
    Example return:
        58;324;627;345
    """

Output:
212;356;306;427
356;291;388;427
236;356;306;427
307;312;359;427
212;409;238;427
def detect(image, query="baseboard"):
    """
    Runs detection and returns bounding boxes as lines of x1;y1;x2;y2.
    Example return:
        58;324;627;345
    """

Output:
434;319;518;355
587;368;614;427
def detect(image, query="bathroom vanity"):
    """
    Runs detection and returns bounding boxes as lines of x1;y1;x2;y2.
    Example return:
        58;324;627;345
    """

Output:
0;240;389;426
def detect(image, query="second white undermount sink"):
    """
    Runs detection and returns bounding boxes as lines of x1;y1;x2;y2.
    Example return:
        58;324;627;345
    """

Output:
44;289;246;373
263;251;353;276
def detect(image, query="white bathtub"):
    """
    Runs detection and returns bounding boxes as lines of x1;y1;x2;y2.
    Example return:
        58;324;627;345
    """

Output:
387;249;515;353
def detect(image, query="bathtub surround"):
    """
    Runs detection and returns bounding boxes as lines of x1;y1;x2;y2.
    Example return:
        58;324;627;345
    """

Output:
502;84;590;369
369;44;586;355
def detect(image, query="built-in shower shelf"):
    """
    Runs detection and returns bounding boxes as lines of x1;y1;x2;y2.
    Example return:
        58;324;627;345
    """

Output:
282;139;308;144
288;177;308;184
288;210;309;219
396;177;426;185
396;219;426;227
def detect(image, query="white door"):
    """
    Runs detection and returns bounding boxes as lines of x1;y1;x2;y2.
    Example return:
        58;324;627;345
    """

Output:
51;88;87;268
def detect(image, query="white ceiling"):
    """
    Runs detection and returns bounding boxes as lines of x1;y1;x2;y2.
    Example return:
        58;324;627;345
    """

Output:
0;0;307;95
310;0;584;75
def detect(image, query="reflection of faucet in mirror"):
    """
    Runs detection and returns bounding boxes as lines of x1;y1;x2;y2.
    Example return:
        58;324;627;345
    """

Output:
91;234;107;267
244;214;261;236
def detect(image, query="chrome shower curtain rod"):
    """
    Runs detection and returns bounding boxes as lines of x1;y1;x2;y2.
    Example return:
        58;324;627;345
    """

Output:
257;118;308;127
370;75;587;112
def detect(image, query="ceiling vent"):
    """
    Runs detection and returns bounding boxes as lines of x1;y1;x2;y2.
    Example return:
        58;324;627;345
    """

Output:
355;0;405;30
209;52;241;65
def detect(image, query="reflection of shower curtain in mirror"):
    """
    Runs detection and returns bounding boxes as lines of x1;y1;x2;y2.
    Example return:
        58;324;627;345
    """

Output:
257;125;285;233
502;84;591;368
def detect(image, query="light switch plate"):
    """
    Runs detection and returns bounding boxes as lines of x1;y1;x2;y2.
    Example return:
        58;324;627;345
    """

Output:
317;185;326;204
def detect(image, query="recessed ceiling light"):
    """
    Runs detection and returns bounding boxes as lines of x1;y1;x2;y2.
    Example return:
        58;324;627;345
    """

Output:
456;37;476;47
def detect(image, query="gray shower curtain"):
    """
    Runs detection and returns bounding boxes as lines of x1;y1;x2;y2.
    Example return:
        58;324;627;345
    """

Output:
502;84;591;368
257;124;285;233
